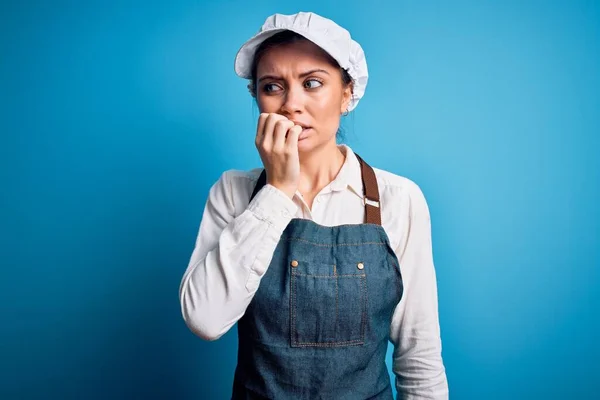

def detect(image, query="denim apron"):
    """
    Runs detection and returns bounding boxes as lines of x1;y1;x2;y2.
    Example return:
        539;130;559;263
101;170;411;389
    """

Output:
232;154;404;399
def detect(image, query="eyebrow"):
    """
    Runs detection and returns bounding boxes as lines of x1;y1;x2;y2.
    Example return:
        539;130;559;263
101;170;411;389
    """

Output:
257;68;330;83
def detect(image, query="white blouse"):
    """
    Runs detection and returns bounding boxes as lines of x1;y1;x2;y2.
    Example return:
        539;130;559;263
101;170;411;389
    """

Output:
179;144;449;399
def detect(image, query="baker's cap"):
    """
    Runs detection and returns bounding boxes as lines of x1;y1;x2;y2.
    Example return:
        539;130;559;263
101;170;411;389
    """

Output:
234;12;368;111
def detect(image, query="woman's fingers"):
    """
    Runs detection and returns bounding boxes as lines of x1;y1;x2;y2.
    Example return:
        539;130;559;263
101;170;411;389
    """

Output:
254;112;301;155
253;113;301;199
255;113;270;147
285;125;303;150
272;119;295;153
258;113;294;152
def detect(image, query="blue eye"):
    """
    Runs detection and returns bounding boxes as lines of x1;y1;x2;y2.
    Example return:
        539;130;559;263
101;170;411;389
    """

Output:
304;79;323;89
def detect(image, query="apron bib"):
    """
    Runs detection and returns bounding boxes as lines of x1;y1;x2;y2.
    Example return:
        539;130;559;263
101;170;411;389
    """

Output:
232;155;403;400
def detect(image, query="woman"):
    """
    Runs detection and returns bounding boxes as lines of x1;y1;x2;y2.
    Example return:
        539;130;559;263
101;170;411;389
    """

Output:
180;11;448;399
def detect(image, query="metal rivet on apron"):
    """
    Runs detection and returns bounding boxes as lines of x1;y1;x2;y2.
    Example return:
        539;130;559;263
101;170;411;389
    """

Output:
357;262;364;270
291;260;299;267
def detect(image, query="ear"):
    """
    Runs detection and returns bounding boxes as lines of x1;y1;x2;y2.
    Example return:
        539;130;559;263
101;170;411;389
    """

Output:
340;83;353;114
247;82;257;98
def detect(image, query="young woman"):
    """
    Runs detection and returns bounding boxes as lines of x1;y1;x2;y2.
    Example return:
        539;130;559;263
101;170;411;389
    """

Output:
180;11;448;399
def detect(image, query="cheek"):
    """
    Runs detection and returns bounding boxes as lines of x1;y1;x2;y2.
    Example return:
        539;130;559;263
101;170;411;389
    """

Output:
309;94;342;125
256;95;278;113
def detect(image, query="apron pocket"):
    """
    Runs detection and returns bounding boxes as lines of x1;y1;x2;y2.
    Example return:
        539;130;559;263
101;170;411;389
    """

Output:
290;260;366;347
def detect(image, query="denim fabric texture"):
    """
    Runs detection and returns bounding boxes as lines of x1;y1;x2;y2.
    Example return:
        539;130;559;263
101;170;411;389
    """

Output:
232;216;404;399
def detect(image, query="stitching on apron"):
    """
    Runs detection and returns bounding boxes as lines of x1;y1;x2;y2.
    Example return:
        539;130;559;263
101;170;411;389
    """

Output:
283;238;386;247
290;266;367;347
291;273;365;278
292;339;365;348
361;274;367;341
290;271;297;346
334;264;338;341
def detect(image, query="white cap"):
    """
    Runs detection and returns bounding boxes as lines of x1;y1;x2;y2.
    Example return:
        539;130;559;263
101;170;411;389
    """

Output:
234;11;368;111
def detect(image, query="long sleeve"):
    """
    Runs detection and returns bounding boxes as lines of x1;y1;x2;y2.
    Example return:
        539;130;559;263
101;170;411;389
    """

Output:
389;182;448;399
179;170;298;340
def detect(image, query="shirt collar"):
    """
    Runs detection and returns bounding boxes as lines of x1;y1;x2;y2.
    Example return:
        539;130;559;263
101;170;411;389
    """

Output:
329;144;364;198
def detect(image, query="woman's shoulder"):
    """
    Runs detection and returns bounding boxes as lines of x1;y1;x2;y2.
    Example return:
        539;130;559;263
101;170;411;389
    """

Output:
372;166;423;196
347;146;424;202
368;166;433;251
219;167;263;185
370;166;430;213
212;167;264;215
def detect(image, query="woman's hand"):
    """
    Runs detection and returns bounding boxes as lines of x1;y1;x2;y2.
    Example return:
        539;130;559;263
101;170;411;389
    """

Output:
255;113;303;199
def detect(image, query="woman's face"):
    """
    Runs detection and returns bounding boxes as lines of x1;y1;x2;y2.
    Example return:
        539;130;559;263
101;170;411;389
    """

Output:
255;40;352;153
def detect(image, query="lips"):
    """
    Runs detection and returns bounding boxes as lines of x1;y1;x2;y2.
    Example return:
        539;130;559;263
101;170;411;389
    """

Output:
285;121;311;141
298;128;312;141
291;121;311;130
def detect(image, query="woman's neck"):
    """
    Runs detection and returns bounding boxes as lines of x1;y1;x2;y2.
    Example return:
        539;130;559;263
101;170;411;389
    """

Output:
297;141;345;196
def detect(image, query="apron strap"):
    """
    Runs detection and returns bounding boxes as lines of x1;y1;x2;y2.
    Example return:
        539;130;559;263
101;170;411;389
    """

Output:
354;153;382;226
249;169;267;202
248;152;382;225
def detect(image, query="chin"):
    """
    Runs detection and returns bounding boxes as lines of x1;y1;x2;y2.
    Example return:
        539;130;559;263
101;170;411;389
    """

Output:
297;137;315;152
297;132;337;153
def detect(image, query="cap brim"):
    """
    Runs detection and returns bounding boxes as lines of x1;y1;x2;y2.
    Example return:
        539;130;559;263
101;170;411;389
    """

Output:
234;29;287;79
234;28;343;79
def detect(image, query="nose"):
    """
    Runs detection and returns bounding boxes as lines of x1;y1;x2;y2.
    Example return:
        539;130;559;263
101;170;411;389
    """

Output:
280;85;304;116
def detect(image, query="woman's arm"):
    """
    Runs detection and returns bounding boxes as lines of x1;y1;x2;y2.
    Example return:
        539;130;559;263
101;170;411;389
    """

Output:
179;170;297;340
389;181;449;399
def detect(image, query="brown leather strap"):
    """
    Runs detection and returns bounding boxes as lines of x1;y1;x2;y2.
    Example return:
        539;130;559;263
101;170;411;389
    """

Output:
354;153;382;226
249;152;381;225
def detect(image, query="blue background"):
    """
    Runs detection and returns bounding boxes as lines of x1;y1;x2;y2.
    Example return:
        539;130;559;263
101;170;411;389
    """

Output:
2;0;599;399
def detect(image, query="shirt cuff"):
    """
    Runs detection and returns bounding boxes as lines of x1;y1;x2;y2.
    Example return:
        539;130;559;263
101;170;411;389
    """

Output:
247;184;298;232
